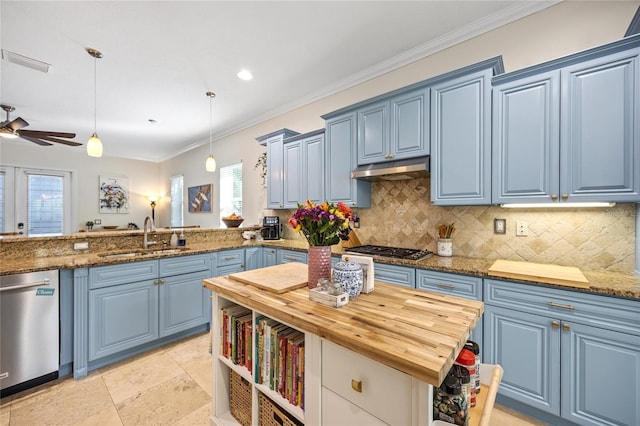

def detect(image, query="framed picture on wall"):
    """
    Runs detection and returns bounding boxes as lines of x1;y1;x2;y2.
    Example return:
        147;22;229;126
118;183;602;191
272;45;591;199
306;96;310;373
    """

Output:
99;176;130;214
188;184;213;213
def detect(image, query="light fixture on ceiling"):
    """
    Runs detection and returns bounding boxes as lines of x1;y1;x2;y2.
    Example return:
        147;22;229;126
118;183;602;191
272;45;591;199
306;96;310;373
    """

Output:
237;69;253;81
2;49;51;73
205;91;216;172
86;48;103;157
500;202;615;209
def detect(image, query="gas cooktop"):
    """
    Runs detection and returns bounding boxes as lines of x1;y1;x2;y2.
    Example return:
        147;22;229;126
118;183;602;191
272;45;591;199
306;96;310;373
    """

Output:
345;245;434;261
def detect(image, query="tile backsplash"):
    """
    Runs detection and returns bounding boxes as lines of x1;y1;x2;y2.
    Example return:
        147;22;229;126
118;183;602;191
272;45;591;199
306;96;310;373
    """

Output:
277;178;636;273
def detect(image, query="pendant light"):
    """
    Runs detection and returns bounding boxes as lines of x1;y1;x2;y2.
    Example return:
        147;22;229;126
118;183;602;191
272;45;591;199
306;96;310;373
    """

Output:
205;91;216;172
86;48;103;157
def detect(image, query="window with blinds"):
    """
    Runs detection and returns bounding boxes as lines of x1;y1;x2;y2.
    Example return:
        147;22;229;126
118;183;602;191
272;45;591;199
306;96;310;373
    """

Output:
27;173;65;235
220;163;243;226
170;174;184;227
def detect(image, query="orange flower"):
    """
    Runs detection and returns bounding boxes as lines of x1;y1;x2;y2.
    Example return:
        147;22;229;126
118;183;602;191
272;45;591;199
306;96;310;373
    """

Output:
337;202;351;217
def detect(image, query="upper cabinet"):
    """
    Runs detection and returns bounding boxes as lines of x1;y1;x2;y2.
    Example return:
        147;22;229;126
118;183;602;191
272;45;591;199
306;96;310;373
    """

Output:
493;35;640;204
256;129;299;210
282;129;326;208
430;57;504;205
357;87;429;165
324;112;372;207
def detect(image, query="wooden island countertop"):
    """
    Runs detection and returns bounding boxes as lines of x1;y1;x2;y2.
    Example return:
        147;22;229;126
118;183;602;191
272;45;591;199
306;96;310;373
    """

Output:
204;273;483;387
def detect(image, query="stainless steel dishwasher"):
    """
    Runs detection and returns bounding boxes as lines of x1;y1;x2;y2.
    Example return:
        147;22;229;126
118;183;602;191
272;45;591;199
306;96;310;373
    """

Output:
1;270;59;397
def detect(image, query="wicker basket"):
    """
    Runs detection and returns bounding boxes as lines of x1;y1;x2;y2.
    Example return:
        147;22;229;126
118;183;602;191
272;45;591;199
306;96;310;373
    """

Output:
258;393;303;426
230;370;252;426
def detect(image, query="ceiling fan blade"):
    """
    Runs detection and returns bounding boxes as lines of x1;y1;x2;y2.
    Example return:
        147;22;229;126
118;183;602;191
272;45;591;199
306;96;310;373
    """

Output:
20;129;76;139
7;117;29;131
32;135;83;147
19;135;53;146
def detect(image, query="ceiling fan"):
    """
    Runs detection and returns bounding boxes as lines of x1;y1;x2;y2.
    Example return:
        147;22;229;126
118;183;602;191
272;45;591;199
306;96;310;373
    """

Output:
0;104;82;147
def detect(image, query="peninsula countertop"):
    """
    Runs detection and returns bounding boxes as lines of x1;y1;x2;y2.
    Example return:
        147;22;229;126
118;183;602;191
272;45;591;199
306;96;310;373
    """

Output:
204;274;483;387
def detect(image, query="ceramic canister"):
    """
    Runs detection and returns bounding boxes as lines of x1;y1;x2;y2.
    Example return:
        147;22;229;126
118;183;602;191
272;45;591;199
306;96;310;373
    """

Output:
333;260;363;299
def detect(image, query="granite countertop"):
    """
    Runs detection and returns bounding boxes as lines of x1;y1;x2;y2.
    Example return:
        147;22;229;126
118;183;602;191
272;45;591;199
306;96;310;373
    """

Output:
2;237;639;300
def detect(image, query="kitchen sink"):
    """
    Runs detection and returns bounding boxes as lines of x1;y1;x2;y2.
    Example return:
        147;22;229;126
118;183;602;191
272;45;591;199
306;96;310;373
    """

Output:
98;247;191;259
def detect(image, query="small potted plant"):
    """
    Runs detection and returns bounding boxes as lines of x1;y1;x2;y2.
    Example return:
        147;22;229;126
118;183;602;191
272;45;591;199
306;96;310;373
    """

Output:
85;221;94;230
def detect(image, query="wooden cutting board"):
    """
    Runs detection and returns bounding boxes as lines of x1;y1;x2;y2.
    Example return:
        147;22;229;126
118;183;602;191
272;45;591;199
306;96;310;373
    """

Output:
227;262;308;293
488;259;589;288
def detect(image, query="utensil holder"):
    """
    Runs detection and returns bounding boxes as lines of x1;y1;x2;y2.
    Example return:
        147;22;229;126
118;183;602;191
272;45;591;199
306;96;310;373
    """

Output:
437;238;452;257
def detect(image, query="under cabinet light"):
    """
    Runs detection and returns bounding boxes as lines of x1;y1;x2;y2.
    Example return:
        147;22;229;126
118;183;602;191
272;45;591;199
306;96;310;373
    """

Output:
500;202;615;209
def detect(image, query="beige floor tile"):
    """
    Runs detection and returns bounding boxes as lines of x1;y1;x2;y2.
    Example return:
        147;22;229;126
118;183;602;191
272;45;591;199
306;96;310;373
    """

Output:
181;356;213;397
491;404;547;426
70;404;123;426
116;373;210;426
8;375;113;426
102;351;184;405
1;408;9;426
172;401;211;426
166;332;210;366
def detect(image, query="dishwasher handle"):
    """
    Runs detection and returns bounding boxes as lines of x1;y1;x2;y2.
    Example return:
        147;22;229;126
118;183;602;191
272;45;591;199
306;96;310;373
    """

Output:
0;278;50;292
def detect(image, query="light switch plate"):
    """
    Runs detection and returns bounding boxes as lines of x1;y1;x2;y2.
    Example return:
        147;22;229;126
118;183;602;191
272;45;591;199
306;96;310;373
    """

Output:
494;218;506;234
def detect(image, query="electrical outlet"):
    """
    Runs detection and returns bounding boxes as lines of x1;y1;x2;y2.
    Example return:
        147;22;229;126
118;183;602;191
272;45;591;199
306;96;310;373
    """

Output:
494;218;506;234
353;217;360;228
516;220;528;236
94;219;102;225
73;241;89;250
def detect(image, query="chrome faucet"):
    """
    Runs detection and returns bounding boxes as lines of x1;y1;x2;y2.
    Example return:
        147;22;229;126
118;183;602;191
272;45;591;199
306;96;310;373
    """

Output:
143;216;157;249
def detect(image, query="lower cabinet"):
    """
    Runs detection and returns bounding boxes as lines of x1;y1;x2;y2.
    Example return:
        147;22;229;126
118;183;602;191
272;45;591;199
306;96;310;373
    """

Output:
216;248;245;275
416;269;483;348
244;247;263;270
277;249;308;264
263;247;277;267
484;278;640;426
373;263;415;288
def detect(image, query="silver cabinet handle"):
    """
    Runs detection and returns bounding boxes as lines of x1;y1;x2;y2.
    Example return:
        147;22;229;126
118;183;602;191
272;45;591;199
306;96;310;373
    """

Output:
548;302;575;310
224;256;235;261
437;282;456;289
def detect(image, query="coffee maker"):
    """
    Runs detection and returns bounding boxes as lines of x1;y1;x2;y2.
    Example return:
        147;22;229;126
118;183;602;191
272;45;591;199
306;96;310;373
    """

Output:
261;216;282;240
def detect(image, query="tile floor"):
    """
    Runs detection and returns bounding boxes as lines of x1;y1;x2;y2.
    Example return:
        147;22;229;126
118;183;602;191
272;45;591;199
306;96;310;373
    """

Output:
0;332;545;425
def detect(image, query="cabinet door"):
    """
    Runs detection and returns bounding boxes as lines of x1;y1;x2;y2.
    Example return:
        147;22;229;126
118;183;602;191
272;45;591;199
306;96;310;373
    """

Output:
325;112;371;207
283;140;303;209
390;87;429;160
266;136;284;209
561;48;640;202
277;249;307;264
431;69;492;205
492;71;560;204
159;270;210;337
561;321;640;426
244;247;263;271
357;100;390;165
303;134;325;204
373;263;415;288
484;305;560;415
88;280;159;361
263;247;277;267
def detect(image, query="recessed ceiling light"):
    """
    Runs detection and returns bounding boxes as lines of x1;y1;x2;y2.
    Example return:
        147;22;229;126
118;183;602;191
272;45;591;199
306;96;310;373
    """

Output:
2;49;51;73
237;69;253;81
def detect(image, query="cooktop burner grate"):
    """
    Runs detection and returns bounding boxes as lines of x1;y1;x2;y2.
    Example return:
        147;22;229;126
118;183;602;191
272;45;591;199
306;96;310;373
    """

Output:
345;245;434;261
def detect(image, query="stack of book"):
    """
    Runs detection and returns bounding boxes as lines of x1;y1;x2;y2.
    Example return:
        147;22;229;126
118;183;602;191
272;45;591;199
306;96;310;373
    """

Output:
220;306;253;372
256;316;305;409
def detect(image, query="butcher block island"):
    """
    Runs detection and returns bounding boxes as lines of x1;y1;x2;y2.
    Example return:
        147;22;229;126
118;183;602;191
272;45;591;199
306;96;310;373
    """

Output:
203;263;484;426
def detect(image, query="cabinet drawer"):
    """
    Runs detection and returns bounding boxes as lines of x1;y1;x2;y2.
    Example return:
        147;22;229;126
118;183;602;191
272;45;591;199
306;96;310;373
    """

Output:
159;254;210;277
89;260;158;289
277;249;307;264
217;249;244;267
373;263;415;288
416;269;482;300
485;279;640;336
321;340;411;425
322;387;388;426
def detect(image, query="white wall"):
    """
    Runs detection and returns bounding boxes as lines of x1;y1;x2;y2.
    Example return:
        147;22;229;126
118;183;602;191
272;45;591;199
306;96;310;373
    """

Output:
3;1;638;232
1;139;161;231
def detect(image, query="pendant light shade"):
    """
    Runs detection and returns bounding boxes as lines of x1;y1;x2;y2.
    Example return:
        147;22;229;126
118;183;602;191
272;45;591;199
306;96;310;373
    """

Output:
205;91;216;172
86;48;103;157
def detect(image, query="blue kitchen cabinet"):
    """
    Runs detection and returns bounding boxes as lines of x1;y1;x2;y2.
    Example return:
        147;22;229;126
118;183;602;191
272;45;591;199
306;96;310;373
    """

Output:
373;263;415;288
263;247;277;267
493;36;640;204
302;131;325;204
244;247;263;270
484;278;640;425
357;87;429;165
283;140;303;209
430;57;502;205
416;269;483;347
323;111;371;207
216;248;245;275
277;248;308;264
256;129;300;209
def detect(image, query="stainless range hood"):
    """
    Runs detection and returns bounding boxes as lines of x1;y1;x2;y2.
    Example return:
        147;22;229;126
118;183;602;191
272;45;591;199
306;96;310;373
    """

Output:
351;156;430;181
